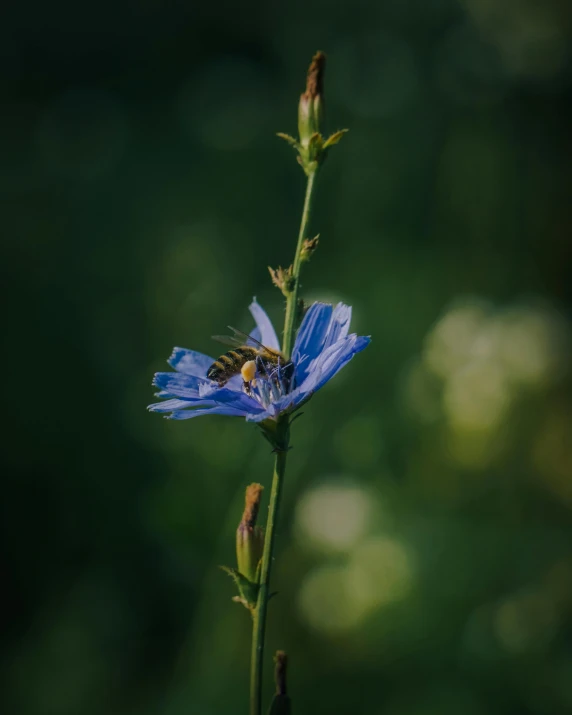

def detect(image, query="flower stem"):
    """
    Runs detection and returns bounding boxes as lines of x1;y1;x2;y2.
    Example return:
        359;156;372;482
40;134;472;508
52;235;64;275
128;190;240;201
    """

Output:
282;168;318;359
249;167;320;715
250;430;288;715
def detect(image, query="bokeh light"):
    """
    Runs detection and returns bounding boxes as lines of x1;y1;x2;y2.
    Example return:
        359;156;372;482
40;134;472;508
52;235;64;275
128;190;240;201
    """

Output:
346;535;415;615
295;484;372;554
407;297;572;471
297;535;415;635
298;564;362;634
494;588;559;655
423;301;492;380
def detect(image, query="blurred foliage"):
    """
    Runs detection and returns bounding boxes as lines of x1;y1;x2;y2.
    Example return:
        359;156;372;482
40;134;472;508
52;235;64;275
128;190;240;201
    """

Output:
2;0;572;714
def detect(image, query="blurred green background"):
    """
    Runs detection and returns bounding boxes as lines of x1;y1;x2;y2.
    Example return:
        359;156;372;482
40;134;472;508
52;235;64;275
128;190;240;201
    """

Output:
3;1;572;713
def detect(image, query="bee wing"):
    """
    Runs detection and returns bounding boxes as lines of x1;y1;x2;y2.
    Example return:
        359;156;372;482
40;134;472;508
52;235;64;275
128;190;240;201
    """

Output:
211;334;245;349
227;326;282;355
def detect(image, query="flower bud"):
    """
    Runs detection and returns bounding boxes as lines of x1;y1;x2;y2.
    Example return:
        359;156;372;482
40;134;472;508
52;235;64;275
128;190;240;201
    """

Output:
236;483;265;582
298;51;325;148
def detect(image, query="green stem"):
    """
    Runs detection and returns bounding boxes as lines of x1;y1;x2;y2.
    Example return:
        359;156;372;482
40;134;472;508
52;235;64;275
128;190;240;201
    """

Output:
249;167;320;715
250;435;288;715
282;168;318;359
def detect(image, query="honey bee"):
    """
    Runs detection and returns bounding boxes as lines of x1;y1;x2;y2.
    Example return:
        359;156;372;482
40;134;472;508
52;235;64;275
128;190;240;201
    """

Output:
207;327;293;394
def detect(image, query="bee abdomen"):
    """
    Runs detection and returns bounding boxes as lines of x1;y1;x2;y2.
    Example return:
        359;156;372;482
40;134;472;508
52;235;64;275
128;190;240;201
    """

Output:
207;360;226;379
235;347;258;360
206;346;259;384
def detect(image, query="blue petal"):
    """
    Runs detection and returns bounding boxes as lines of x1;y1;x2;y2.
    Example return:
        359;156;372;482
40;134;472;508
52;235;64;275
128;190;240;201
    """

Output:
153;372;206;399
168;348;214;377
151;373;262;415
249;299;280;351
249;327;263;346
212;388;263;413
153;390;176;399
148;398;216;413
245;404;279;423
272;334;371;414
199;380;240;399
226;374;243;390
197;381;265;415
292;303;332;368
168;405;248;420
293;303;353;383
301;335;370;395
323;303;352;350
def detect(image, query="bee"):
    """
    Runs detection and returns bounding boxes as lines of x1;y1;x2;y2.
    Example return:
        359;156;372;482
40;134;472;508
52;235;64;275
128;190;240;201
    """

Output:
207;327;292;394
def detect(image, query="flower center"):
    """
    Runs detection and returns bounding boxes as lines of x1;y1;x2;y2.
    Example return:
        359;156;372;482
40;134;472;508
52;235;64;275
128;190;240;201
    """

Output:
243;358;295;409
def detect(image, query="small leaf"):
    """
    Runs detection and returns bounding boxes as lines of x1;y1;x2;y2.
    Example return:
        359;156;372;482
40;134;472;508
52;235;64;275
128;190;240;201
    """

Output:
323;128;349;149
220;566;259;611
276;133;300;150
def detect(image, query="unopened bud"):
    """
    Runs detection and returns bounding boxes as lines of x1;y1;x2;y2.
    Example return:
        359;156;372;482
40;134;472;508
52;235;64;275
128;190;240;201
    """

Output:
298;51;325;148
236;483;265;582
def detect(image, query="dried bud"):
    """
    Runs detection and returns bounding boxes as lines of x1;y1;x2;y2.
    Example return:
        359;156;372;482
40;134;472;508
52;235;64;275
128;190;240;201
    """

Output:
300;235;319;263
269;265;295;296
268;651;291;715
298;51;325;148
236;483;265;582
274;651;288;695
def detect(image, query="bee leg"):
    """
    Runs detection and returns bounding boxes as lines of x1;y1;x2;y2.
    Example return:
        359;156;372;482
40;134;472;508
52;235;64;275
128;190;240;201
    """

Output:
272;356;283;389
243;380;252;396
276;356;287;393
256;355;268;377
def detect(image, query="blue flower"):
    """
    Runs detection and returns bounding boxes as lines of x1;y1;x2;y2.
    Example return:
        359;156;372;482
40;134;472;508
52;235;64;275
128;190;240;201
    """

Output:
149;300;370;423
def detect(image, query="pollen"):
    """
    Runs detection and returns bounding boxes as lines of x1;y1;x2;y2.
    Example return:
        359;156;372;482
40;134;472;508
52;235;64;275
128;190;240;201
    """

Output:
241;360;257;383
